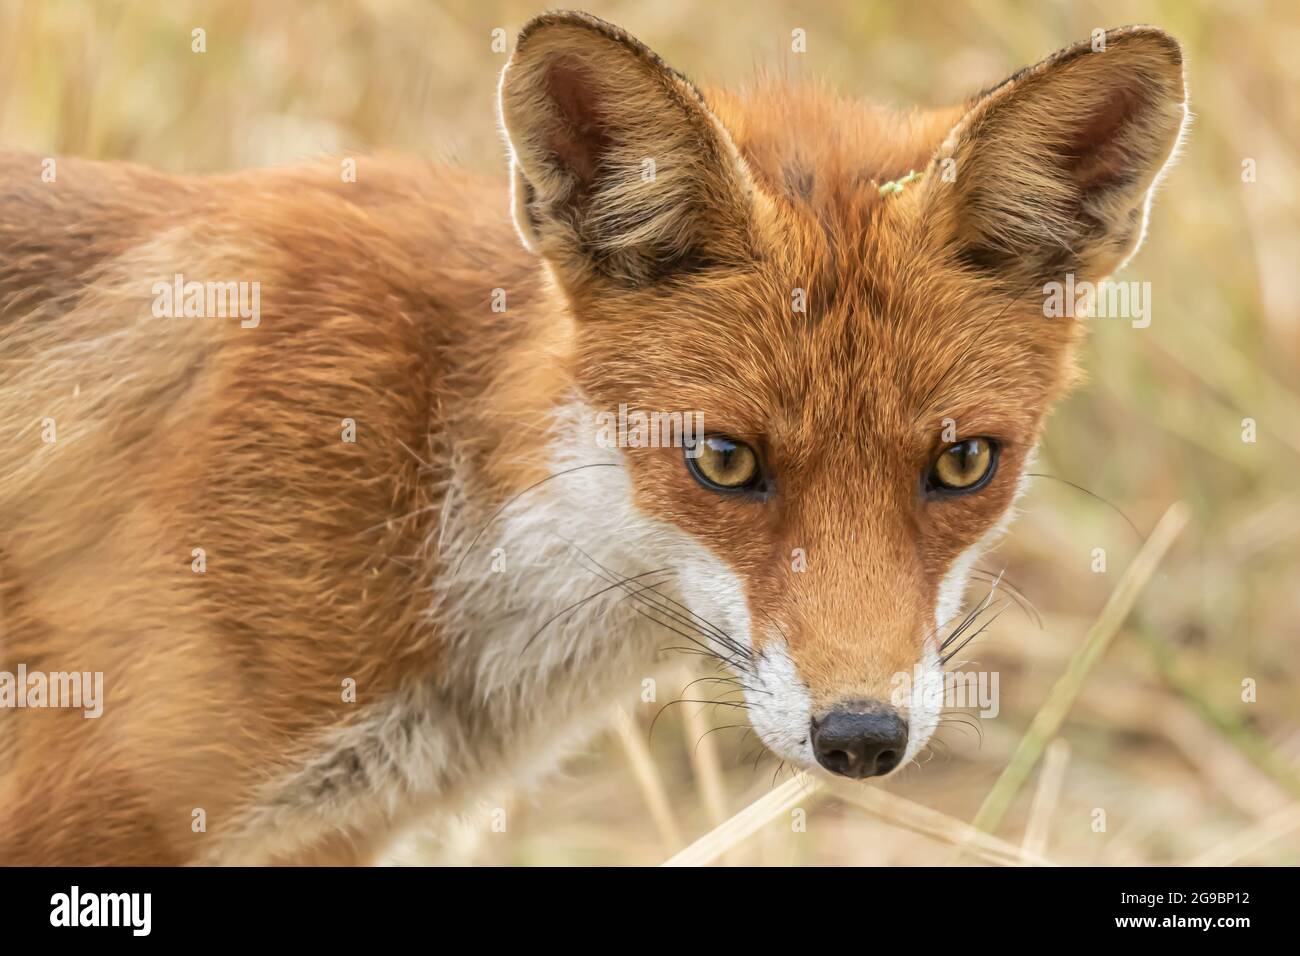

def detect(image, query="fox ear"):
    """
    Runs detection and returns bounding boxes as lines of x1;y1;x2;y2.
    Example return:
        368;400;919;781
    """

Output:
924;27;1187;288
498;12;757;289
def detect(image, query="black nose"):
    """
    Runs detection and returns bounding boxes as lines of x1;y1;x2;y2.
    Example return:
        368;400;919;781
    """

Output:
811;703;908;779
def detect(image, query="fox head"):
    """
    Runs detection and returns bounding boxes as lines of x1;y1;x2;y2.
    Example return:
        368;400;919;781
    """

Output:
498;12;1186;778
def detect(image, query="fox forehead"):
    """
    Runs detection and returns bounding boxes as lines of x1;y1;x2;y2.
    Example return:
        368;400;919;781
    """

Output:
562;82;1080;434
569;198;1078;459
572;255;1076;437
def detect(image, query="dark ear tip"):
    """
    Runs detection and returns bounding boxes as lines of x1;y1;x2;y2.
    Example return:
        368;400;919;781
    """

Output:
515;10;633;52
1102;25;1184;66
1102;27;1187;107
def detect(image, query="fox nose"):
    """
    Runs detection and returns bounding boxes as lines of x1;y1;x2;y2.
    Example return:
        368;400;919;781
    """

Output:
811;703;908;779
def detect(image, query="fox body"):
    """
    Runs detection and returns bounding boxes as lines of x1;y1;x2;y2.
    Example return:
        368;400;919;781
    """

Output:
0;13;1186;864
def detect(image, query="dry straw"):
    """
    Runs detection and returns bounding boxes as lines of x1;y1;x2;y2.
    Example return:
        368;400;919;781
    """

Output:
663;775;822;866
612;707;683;851
965;500;1190;841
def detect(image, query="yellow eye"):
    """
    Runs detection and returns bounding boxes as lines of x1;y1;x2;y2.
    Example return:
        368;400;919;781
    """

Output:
929;438;998;493
687;436;762;491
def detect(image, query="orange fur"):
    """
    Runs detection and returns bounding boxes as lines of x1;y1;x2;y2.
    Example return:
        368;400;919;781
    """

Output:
0;13;1185;864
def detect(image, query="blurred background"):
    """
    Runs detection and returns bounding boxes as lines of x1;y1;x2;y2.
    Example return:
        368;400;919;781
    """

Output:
3;0;1296;865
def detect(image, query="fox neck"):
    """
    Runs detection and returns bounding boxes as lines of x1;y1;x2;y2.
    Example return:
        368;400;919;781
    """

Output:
219;288;746;862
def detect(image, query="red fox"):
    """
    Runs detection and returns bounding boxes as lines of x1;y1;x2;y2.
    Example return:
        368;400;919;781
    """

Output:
0;12;1186;864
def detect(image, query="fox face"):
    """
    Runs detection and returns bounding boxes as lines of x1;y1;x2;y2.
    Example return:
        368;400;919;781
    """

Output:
499;14;1186;777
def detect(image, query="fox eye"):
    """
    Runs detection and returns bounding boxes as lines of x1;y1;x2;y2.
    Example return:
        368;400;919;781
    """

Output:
928;438;998;494
686;435;762;492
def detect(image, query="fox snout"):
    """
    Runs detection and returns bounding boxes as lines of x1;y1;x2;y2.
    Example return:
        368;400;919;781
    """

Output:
810;701;908;779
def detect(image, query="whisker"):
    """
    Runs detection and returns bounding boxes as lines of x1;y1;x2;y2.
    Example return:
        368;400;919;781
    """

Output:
940;602;1009;665
632;607;740;671
585;563;744;660
649;698;748;743
682;675;767;697
693;724;750;756
939;572;1005;651
453;463;620;573
564;542;753;667
970;567;1042;628
621;584;752;668
924;736;951;761
938;713;984;745
939;591;998;653
1025;472;1142;541
771;760;788;788
522;566;672;652
590;555;747;655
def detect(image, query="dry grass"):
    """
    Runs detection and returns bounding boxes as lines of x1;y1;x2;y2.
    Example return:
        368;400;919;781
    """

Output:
6;0;1298;865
